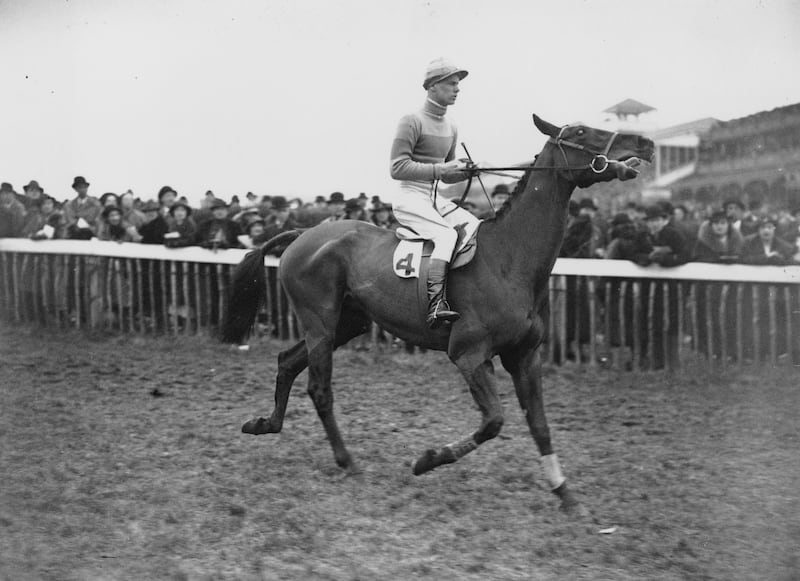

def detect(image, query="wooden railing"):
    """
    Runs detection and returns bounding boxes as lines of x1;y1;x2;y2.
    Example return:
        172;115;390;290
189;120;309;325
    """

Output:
1;239;798;370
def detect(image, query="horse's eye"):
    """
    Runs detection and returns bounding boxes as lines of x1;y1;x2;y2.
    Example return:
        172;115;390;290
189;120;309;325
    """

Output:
576;129;585;136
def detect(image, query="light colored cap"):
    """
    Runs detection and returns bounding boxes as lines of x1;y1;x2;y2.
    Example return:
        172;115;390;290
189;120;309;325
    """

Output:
423;57;469;90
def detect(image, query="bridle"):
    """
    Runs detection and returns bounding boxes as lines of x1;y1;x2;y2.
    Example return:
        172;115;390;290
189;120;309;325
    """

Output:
550;125;619;178
447;125;621;215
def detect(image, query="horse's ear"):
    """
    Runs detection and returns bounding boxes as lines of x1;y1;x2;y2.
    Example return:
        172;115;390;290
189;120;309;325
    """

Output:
532;114;560;138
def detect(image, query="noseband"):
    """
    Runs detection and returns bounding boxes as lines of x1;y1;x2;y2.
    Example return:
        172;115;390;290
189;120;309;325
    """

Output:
549;126;619;178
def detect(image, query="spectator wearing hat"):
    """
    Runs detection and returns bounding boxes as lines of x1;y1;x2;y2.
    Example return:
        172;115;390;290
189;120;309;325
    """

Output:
63;176;101;239
633;205;690;267
321;191;347;223
722;198;745;234
231;206;262;231
344;198;368;221
157;185;178;216
256;195;273;217
0;182;26;238
99;192;120;208
228;195;242;218
164;201;197;248
491;183;511;212
261;196;297;255
239;217;268;249
195;198;241;249
741;218;796;265
371;202;399;231
357;192;370;217
97;206;140;243
740;199;765;238
389;57;480;328
21;180;45;210
692;210;744;263
138;200;169;244
313;195;327;209
243;191;259;209
119;190;146;231
561;198;606;259
605;213;640;261
23;195;66;240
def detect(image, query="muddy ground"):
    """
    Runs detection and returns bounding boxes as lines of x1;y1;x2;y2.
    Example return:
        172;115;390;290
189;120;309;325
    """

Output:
0;326;798;580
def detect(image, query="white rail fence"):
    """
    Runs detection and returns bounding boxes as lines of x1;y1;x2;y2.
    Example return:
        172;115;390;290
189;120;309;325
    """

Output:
1;239;798;370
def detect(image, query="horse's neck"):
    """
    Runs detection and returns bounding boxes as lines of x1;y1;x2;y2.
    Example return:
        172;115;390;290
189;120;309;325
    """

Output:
487;148;574;280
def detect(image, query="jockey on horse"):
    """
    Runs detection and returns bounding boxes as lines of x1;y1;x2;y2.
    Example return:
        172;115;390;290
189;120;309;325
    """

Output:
389;57;481;329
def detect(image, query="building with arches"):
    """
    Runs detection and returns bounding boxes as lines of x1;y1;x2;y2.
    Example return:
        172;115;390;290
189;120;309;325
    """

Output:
666;103;800;210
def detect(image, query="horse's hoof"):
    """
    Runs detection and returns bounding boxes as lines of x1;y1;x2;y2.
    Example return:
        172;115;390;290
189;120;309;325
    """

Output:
241;417;273;435
412;449;439;476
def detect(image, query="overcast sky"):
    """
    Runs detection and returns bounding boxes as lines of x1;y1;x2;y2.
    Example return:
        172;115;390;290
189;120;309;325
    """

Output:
2;0;799;203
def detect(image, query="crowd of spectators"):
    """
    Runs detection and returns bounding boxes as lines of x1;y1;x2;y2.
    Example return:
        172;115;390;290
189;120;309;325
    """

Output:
4;176;799;266
558;194;800;267
0;177;398;255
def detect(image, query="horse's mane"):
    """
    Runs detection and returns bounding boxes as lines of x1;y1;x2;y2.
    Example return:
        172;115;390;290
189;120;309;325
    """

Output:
484;156;538;222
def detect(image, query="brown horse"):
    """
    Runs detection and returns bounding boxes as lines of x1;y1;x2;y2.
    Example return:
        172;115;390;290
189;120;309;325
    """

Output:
223;115;654;514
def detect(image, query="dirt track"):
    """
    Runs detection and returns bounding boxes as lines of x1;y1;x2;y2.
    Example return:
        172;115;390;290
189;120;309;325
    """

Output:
1;326;798;580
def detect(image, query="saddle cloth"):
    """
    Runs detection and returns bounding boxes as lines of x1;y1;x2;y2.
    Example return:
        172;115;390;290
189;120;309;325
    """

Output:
392;221;480;279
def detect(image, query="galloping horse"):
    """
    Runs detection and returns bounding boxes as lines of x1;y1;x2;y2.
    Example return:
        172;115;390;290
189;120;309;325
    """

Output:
223;115;654;514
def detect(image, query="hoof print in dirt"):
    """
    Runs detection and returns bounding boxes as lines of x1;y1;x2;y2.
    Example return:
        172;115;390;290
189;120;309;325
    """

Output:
149;388;165;398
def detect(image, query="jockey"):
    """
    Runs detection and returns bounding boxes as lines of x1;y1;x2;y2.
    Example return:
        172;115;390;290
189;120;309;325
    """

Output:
389;58;481;328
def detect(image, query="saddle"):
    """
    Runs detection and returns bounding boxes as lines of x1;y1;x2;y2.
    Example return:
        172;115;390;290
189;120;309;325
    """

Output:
391;221;480;279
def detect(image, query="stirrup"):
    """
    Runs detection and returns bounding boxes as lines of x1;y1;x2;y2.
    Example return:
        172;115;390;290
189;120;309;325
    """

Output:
427;300;460;328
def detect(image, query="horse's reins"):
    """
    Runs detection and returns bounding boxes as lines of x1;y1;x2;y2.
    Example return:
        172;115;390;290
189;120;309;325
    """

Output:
443;127;621;217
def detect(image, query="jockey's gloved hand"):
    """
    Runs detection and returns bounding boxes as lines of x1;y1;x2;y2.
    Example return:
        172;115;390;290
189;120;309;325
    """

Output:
439;159;473;181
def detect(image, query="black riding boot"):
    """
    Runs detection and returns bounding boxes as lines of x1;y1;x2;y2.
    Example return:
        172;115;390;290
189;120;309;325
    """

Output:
426;258;460;328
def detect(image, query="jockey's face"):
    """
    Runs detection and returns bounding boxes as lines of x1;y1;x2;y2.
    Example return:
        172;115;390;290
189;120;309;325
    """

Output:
428;75;461;106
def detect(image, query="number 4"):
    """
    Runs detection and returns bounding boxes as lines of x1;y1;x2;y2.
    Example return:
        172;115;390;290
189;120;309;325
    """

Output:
395;253;415;276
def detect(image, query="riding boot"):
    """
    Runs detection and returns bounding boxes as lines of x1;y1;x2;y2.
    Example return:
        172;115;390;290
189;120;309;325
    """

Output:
426;258;460;328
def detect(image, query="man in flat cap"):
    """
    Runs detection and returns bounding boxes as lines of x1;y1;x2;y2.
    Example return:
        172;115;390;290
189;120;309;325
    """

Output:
389;57;480;328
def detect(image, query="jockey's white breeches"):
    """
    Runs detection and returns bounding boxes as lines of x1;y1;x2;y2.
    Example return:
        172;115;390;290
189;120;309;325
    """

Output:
390;181;480;262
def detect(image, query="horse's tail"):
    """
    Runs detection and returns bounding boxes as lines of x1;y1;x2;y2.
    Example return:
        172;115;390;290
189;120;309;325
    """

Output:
221;230;302;344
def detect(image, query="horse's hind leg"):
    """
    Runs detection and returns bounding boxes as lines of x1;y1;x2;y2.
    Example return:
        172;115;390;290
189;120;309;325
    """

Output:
413;351;504;475
242;339;308;435
500;344;588;517
242;307;370;437
306;334;359;473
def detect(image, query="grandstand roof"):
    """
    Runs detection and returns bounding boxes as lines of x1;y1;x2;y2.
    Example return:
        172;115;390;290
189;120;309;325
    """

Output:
603;99;656;116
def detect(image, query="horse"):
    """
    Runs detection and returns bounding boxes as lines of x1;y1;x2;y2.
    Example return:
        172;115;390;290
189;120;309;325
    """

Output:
223;114;654;515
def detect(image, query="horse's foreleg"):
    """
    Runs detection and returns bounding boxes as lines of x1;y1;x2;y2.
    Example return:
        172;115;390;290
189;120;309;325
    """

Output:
242;340;307;435
500;346;588;517
413;356;503;475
